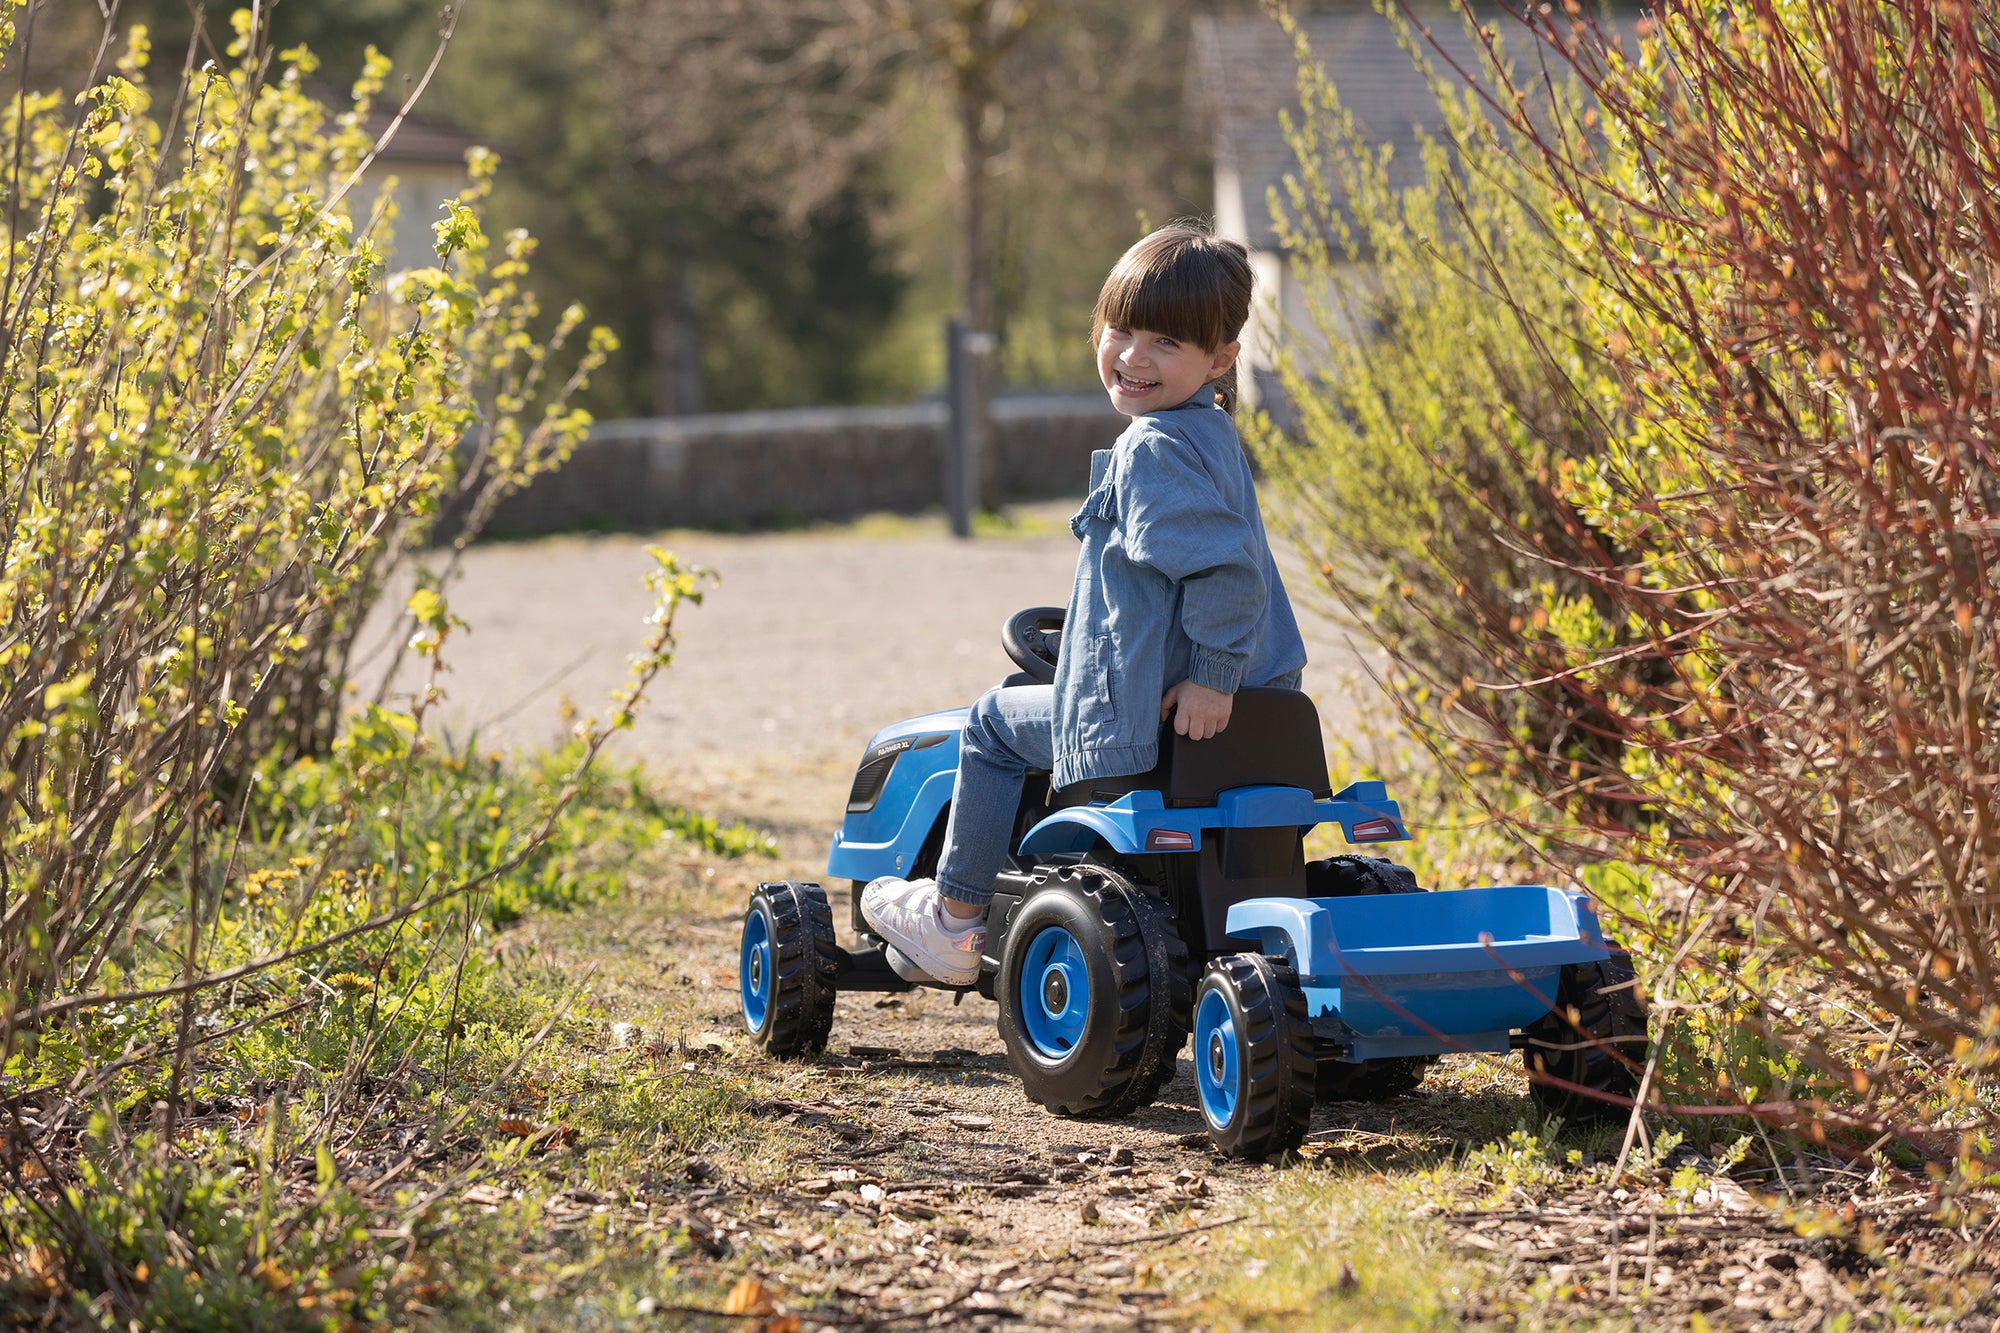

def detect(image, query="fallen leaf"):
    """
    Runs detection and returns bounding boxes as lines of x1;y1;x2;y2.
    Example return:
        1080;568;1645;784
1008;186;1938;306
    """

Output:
20;1245;64;1298
723;1276;780;1316
495;1117;536;1136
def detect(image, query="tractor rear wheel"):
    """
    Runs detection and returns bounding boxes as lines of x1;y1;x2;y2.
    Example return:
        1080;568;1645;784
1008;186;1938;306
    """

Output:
995;864;1189;1119
1304;855;1439;1101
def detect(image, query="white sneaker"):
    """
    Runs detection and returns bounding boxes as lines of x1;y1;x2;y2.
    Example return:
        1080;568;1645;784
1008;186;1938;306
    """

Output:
860;876;985;988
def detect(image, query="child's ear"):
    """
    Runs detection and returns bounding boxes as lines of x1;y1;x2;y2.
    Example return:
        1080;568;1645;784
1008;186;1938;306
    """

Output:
1208;340;1241;379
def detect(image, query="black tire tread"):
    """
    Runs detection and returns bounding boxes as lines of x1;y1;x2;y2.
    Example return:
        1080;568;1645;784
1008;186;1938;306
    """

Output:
745;880;838;1057
1305;853;1421;897
1522;954;1648;1124
999;863;1189;1119
1200;953;1315;1160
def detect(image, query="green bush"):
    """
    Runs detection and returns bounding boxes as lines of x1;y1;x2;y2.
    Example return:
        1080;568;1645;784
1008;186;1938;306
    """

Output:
0;11;606;1001
1246;6;1641;828
1260;0;2000;1166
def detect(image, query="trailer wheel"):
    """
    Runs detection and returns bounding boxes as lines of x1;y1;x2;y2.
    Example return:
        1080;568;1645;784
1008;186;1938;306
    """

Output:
1193;954;1315;1160
741;880;838;1057
1522;954;1648;1123
996;864;1188;1119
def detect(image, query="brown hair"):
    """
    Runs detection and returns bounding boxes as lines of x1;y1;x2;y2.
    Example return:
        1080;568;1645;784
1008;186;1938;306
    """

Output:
1091;222;1254;414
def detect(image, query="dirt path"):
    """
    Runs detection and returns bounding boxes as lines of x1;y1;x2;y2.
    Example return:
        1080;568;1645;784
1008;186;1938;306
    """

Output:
393;512;1967;1330
394;507;1423;1325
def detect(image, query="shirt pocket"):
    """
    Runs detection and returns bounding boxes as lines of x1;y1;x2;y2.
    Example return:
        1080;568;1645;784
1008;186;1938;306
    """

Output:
1073;632;1119;743
1070;453;1120;538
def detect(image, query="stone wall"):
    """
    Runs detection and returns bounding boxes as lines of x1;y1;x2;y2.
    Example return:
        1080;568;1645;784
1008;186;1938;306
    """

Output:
482;392;1125;534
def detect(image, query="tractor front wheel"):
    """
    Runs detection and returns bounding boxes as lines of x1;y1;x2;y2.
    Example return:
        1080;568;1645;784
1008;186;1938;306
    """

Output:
740;880;838;1057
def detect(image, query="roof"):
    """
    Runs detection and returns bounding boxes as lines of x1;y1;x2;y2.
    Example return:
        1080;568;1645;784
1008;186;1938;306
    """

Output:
1190;4;1529;251
358;106;483;165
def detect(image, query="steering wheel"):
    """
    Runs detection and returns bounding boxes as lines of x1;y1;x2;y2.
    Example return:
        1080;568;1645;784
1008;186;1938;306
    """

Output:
1003;606;1065;684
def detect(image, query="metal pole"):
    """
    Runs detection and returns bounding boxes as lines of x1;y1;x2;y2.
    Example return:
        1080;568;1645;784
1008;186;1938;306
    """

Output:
944;317;972;539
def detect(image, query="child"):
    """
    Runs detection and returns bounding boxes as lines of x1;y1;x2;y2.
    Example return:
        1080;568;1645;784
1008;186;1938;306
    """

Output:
862;223;1307;985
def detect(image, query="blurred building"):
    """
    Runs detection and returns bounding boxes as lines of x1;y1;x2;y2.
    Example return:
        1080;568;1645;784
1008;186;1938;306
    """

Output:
344;107;480;273
1188;6;1506;421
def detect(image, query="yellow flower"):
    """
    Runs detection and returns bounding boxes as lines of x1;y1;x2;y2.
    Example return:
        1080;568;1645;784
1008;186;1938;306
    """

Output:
484;805;502;819
326;972;375;993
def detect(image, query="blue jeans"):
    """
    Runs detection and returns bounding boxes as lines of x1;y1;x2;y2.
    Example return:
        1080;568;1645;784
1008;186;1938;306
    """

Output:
935;684;1054;909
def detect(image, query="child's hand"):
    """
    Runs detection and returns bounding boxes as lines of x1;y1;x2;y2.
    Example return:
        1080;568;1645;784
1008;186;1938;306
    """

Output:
1161;680;1233;740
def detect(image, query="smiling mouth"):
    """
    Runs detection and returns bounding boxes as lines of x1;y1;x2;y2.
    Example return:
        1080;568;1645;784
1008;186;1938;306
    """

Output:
1114;370;1159;393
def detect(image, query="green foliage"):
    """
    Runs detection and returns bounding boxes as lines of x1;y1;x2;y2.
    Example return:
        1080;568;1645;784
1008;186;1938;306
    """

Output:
1260;0;2000;1167
0;13;608;999
2;715;768;1322
1247;3;1638;823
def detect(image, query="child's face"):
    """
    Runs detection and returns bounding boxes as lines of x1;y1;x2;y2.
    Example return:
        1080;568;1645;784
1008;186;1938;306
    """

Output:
1096;324;1240;417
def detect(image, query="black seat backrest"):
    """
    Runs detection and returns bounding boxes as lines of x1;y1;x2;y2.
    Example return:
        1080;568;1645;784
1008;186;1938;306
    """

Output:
1053;687;1330;809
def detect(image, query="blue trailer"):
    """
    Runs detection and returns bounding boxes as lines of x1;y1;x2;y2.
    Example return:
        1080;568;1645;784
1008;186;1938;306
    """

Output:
739;608;1646;1158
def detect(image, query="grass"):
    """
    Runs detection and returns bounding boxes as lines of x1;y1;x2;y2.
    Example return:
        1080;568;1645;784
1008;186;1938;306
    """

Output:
13;733;1989;1330
0;740;791;1329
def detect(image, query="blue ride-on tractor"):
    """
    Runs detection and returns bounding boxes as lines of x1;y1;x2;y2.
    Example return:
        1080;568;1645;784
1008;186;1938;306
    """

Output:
738;608;1647;1158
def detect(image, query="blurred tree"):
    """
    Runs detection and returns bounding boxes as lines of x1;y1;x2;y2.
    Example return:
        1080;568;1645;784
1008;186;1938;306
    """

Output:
14;0;1202;419
611;0;1202;485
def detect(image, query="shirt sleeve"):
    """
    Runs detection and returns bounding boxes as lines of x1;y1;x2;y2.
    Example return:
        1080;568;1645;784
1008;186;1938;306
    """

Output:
1117;426;1265;694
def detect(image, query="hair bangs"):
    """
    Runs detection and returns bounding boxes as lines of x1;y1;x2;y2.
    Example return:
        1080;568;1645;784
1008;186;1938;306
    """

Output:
1092;231;1236;352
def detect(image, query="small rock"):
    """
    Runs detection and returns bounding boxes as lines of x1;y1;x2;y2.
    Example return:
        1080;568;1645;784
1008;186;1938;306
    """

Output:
860;1184;885;1204
946;1113;993;1131
685;1159;714;1183
1109;1145;1135;1166
1079;1200;1100;1224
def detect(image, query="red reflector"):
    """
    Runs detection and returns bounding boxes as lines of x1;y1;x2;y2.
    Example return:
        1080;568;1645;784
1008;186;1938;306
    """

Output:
1144;828;1196;852
1349;818;1401;843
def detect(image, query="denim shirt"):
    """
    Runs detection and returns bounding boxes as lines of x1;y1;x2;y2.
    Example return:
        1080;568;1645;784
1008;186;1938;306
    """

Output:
1052;387;1307;790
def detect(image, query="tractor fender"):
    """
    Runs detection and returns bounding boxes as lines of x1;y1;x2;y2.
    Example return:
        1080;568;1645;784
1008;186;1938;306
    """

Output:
826;767;956;881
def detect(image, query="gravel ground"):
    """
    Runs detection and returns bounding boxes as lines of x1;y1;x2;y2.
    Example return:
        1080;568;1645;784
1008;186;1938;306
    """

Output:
368;503;1407;1325
364;500;1382;837
374;508;1977;1330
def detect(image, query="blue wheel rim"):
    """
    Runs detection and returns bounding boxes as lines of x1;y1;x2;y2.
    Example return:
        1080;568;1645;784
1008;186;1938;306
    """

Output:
740;905;774;1034
1017;925;1089;1059
1195;986;1241;1130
